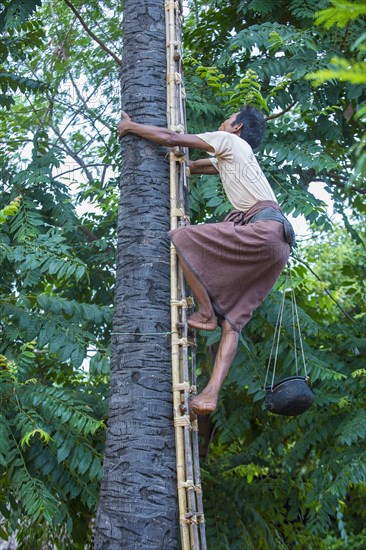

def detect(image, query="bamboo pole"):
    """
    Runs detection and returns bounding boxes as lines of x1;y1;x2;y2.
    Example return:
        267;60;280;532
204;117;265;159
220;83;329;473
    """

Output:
166;2;190;548
166;1;207;547
179;270;200;549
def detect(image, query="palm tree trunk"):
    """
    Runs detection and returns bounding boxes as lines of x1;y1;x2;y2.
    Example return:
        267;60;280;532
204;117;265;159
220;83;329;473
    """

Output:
94;1;178;547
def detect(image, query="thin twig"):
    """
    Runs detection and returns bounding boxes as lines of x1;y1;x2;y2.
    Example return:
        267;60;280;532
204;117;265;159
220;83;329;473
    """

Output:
55;163;111;179
47;81;105;141
22;92;95;184
50;123;95;182
68;72;114;132
266;102;297;121
62;0;122;66
100;164;109;187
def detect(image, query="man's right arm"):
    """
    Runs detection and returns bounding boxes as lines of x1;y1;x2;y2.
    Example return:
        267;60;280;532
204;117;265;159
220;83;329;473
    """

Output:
118;111;214;153
189;158;219;175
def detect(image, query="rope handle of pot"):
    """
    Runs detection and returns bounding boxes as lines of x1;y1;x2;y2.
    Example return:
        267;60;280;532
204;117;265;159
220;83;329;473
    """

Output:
264;263;308;391
289;266;307;379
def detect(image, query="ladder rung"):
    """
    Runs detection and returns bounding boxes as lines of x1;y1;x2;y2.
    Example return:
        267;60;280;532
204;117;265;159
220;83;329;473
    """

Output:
165;1;178;13
173;337;195;347
170;297;194;307
170;207;185;218
173;382;191;391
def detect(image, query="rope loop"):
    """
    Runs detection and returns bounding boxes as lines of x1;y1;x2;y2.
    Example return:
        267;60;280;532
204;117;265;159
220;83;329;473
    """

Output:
174;415;192;428
264;263;307;390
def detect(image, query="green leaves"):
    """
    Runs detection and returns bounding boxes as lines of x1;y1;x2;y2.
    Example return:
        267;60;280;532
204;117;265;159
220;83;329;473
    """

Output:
0;0;115;545
192;63;268;114
336;411;366;446
186;0;366;220
0;71;45;94
20;428;52;449
12;468;61;523
36;295;111;323
0;370;106;539
0;0;364;547
185;4;366;546
0;0;42;32
89;350;110;375
314;0;366;29
0;195;20;224
226;70;269;113
199;222;366;548
307;57;366;86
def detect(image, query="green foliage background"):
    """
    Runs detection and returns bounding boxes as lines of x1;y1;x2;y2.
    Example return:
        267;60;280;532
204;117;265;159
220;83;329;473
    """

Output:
0;0;365;548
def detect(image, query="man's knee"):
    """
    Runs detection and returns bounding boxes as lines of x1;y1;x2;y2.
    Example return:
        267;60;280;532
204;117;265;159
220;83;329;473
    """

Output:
222;320;239;337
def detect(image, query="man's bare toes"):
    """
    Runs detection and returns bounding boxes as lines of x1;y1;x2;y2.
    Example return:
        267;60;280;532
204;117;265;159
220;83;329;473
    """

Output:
190;396;217;415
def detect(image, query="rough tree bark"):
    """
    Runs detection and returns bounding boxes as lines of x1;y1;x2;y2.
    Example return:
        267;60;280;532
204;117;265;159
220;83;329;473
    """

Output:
94;1;178;548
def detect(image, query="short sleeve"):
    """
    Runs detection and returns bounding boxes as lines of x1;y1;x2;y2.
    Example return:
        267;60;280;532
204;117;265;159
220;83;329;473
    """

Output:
195;131;234;161
209;157;219;172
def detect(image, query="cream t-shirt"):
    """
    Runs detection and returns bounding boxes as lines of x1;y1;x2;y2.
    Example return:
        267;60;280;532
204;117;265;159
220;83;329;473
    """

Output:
196;131;277;212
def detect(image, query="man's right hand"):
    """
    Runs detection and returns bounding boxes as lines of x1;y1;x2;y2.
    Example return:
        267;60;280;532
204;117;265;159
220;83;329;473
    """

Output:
117;111;132;139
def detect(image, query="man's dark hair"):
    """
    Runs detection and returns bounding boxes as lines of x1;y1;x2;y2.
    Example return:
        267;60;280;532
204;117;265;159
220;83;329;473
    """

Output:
233;106;266;149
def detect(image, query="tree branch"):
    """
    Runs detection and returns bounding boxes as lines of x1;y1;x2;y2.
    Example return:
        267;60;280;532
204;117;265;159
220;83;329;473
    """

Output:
55;163;111;179
62;0;122;66
266;102;297;121
327;173;366;196
50;123;95;183
68;72;114;133
22;92;95;184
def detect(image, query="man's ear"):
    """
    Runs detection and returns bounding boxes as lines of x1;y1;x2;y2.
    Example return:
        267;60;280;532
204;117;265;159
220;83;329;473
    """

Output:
233;122;243;133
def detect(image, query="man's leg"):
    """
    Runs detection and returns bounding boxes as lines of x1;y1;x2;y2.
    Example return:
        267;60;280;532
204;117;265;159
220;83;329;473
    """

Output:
190;320;239;414
177;253;217;331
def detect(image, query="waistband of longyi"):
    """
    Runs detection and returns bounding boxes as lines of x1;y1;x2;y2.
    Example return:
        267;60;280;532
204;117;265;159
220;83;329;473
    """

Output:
247;208;296;249
224;201;281;225
245;200;281;220
224;202;296;249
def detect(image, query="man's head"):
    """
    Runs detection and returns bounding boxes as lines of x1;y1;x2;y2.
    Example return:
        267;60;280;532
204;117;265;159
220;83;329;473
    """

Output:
218;106;266;149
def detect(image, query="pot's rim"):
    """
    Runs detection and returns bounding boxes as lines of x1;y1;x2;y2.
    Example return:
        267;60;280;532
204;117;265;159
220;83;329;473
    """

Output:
265;375;310;393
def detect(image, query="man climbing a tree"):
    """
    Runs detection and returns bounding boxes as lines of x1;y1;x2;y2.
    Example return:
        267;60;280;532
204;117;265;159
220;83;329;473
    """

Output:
118;106;294;414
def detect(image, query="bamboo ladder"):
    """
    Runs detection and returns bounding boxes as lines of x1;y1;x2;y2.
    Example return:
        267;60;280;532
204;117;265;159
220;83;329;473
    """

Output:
165;1;207;549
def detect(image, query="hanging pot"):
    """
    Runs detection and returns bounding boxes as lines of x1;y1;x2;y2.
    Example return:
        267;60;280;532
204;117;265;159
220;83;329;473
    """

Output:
264;265;315;417
265;375;314;416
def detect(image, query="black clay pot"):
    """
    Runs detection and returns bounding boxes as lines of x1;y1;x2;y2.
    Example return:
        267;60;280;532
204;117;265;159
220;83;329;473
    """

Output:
265;376;314;416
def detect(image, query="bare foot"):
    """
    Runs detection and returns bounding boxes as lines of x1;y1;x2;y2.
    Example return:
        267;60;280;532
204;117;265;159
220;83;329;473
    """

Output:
187;311;217;331
190;391;218;415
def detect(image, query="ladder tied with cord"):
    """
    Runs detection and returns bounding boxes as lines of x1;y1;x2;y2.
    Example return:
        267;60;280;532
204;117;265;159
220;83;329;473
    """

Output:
165;1;207;548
